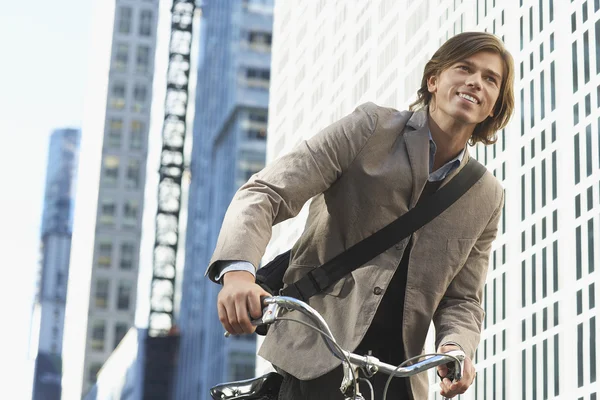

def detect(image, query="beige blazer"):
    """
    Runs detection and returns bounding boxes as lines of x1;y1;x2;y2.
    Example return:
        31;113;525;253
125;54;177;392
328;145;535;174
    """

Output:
208;103;504;399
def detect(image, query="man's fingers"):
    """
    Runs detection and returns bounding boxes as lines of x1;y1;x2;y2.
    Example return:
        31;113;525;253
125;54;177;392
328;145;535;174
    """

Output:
248;292;264;319
218;301;234;335
224;298;244;335
437;364;448;379
235;293;255;333
439;356;476;397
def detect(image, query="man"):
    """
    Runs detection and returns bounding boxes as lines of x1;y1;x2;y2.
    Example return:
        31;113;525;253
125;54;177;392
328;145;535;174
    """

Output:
206;31;515;399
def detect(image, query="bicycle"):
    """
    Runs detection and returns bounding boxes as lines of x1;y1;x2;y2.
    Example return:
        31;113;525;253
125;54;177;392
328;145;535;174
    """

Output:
210;296;465;400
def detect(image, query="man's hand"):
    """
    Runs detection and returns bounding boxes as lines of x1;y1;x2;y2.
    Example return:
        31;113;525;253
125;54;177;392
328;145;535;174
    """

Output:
437;344;476;398
217;271;271;335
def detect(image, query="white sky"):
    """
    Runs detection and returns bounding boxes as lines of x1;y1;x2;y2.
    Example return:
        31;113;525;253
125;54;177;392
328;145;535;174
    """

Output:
0;0;93;397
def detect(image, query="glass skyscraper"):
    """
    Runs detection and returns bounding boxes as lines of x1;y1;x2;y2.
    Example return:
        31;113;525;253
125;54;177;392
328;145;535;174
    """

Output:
31;127;80;400
173;0;274;399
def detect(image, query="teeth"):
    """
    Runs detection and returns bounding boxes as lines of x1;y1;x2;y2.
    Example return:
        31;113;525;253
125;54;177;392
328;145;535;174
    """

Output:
458;93;478;104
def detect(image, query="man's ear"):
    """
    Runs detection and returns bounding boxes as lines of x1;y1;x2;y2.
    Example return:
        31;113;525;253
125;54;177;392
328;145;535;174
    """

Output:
427;75;437;93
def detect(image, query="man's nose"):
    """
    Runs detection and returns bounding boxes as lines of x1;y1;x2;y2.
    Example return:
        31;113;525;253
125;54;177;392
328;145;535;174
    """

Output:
465;73;483;89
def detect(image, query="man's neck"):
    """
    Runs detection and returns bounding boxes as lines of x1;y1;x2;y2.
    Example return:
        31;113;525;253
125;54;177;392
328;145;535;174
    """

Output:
428;111;472;171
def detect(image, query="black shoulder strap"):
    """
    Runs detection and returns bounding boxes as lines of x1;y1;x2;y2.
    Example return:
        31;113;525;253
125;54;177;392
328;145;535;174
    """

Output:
282;157;487;301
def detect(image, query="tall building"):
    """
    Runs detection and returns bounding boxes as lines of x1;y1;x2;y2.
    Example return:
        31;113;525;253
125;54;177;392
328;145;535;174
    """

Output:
61;0;160;397
173;0;274;398
31;128;80;400
260;0;599;399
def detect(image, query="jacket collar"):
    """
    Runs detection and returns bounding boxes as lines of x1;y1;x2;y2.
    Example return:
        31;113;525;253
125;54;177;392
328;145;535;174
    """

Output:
403;107;471;206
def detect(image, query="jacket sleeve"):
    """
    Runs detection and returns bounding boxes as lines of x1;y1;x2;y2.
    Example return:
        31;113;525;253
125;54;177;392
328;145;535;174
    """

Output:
205;102;380;282
433;188;504;359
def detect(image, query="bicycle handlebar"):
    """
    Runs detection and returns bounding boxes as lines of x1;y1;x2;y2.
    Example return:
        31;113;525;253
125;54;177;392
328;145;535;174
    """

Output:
253;296;465;380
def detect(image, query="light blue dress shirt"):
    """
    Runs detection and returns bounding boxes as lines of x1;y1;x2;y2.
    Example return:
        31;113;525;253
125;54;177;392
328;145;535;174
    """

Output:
215;131;465;281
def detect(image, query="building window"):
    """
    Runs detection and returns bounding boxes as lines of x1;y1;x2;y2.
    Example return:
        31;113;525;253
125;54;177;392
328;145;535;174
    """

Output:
117;7;132;34
139;10;153;36
229;352;256;381
120;242;135;270
126;159;141;189
133;84;148;112
136;45;151;74
245;111;268;140
117;281;132;310
246;31;272;52
246;128;267;140
114;323;129;349
91;320;106;351
123;200;139;228
109;82;126;109
95;279;109;309
99;199;116;225
243;68;270;90
56;272;64;289
107;118;123;148
97;240;113;269
113;43;129;71
591;317;597;383
89;363;102;383
238;159;264;184
130;121;145;150
242;0;272;14
103;155;120;186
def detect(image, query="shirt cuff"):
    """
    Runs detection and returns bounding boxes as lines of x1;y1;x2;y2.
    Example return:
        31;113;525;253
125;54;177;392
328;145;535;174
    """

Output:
215;261;256;283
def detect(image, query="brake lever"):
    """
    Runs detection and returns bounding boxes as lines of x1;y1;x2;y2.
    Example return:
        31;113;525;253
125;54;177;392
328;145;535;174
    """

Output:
436;349;465;382
224;297;278;337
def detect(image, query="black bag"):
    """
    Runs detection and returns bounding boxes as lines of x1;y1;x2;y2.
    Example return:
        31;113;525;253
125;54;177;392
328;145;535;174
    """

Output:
255;250;291;296
256;157;486;306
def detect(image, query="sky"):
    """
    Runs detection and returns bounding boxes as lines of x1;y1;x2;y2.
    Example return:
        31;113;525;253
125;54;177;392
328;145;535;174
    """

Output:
0;0;94;397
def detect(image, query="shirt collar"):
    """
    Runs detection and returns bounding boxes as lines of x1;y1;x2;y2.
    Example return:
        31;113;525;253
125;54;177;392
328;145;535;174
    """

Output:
427;130;466;177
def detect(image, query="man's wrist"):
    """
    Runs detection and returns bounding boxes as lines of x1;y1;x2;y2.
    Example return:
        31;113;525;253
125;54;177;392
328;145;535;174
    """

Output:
222;270;255;285
439;341;464;352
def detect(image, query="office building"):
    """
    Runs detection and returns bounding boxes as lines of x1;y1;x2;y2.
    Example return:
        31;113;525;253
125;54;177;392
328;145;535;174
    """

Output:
31;128;80;400
173;0;274;398
82;328;179;400
61;0;160;397
262;0;599;399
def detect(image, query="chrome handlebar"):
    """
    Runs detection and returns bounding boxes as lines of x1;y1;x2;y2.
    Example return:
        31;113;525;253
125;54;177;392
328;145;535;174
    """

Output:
249;296;465;380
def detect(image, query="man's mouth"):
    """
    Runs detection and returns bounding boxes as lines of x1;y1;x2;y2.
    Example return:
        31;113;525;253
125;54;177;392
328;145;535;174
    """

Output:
457;92;480;104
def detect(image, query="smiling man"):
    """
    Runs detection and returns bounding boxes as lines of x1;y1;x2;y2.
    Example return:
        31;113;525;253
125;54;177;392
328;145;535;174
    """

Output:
208;32;515;399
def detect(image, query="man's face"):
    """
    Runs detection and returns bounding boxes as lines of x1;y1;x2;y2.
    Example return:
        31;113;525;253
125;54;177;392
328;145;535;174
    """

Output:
427;51;504;128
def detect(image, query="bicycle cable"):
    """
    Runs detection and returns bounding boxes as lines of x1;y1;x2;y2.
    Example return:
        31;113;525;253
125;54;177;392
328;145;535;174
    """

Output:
382;352;463;400
275;317;361;400
358;378;374;400
274;317;462;400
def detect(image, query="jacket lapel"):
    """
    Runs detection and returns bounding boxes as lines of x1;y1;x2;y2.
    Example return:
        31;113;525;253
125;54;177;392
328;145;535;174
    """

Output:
403;110;430;208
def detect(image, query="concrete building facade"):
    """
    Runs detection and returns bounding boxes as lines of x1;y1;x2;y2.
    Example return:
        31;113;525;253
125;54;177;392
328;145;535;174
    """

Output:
61;0;160;397
260;0;599;399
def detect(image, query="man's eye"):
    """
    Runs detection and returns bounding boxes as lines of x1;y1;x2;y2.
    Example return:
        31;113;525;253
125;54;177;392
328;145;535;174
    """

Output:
486;77;498;84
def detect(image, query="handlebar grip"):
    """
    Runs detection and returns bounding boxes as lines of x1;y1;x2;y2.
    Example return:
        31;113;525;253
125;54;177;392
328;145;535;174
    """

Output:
260;295;271;307
445;364;457;381
253;296;274;336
